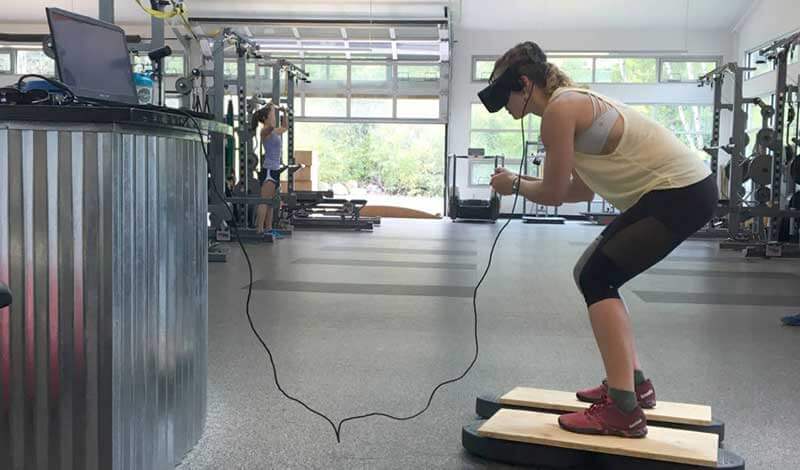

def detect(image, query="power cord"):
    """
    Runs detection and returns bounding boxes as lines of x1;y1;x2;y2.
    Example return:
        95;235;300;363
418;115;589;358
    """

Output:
178;89;531;442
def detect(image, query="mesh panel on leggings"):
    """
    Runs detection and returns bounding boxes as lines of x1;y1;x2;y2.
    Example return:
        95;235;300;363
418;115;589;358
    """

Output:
600;216;675;276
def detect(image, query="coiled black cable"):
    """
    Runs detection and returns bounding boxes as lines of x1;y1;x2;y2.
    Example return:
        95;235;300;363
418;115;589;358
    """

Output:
179;90;532;442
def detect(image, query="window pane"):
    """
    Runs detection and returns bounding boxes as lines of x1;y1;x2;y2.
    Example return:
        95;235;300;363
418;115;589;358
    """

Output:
132;55;151;73
660;61;717;82
224;61;237;78
223;61;257;78
17;50;55;76
474;59;495;81
470;161;495;185
351;64;389;81
470;131;521;158
351;98;393;118
165;97;182;109
164;56;184;75
396;98;439;119
595;58;657;83
549;57;593;83
293;122;445;214
304;63;347;81
294;97;302;116
398;65;440;81
305;97;346;117
0;52;11;73
471;103;519;130
747;52;773;77
648;105;713;151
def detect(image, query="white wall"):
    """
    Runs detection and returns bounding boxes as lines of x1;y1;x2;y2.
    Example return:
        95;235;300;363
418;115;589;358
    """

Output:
448;27;732;214
734;0;800;98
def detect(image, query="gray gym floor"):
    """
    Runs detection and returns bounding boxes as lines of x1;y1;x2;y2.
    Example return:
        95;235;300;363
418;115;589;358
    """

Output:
178;219;800;470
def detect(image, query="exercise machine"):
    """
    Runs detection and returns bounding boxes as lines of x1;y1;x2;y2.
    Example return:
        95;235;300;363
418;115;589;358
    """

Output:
446;149;503;222
521;140;566;224
281;191;376;231
697;38;800;257
463;386;745;469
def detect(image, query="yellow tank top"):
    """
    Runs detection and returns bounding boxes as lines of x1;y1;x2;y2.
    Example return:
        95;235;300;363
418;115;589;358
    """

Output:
550;87;711;211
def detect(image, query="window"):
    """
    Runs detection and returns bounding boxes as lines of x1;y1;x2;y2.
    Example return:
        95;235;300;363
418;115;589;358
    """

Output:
595;58;657;83
294;122;445;214
397;64;440;81
304;63;347;81
660;61;717;82
549;57;593;83
635;104;713;153
165;96;182;109
469;103;541;158
396;98;439;119
745;51;773;78
0;52;11;73
132;55;151;73
224;61;257;78
473;59;495;81
17;50;55;76
305;97;347;117
351;97;393;118
351;64;389;81
164;56;185;76
470;161;498;185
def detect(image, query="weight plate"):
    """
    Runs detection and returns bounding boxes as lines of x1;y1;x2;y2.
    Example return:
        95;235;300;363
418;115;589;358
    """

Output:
755;186;771;204
749;154;772;185
790;191;800;210
756;128;774;148
791;157;800;186
175;77;192;96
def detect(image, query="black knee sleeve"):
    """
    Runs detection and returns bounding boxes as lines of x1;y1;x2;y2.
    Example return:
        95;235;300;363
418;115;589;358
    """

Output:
574;243;622;307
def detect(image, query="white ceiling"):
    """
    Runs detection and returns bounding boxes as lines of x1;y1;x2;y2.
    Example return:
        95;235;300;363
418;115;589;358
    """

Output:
5;0;754;31
458;0;754;31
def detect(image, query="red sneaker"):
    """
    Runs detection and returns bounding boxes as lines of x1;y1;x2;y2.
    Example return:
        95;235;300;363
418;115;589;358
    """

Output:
558;395;648;438
576;379;657;409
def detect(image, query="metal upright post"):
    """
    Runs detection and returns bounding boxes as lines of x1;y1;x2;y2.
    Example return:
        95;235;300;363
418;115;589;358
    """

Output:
151;14;165;106
99;0;114;23
237;51;250;223
287;72;296;194
208;35;226;205
729;65;748;238
770;47;790;242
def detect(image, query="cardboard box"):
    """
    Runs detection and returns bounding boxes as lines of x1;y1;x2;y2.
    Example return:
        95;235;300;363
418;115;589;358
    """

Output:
294;150;313;166
281;181;313;193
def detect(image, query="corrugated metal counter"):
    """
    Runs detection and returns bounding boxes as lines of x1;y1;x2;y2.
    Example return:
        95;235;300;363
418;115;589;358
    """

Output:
0;105;231;470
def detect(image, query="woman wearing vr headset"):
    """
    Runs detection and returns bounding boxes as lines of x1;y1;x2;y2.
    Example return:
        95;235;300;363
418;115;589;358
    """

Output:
484;42;716;438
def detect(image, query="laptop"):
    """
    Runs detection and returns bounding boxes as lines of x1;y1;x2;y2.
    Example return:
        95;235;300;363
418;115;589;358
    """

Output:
46;7;139;105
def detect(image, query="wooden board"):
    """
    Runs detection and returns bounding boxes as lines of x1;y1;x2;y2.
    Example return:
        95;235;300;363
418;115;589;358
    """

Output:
358;205;441;219
500;387;712;426
478;409;719;468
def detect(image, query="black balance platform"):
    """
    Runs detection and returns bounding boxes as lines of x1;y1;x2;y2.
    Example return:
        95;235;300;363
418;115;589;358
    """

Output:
523;216;567;225
476;390;725;442
463;419;745;470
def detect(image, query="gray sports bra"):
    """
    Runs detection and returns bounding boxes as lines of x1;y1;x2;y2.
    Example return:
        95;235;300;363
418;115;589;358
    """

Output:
561;91;620;155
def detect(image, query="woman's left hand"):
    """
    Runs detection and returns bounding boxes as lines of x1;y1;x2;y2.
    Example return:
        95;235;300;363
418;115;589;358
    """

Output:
490;171;516;196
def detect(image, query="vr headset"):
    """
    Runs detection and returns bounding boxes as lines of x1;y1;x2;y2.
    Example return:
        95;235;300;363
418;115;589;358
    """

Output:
478;65;524;114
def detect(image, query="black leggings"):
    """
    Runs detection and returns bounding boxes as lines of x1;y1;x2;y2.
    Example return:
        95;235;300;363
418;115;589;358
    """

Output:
574;175;717;307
